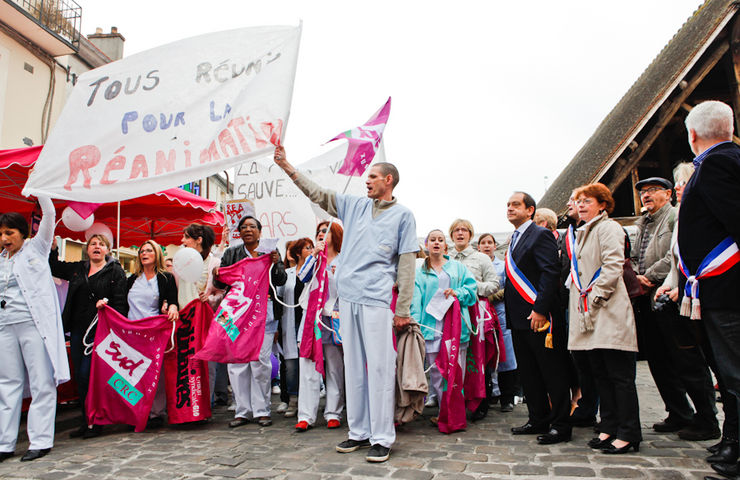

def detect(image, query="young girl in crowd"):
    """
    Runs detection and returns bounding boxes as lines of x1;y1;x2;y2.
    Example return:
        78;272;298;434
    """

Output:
411;229;477;424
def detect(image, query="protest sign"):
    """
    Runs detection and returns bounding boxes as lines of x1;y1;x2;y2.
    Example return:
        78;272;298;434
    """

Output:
23;26;301;202
225;199;256;246
87;306;172;432
164;299;213;424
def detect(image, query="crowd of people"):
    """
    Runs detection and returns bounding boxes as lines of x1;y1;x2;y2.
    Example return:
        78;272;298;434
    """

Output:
0;100;738;478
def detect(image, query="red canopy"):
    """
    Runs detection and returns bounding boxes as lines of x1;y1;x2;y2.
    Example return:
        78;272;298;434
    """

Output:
0;147;225;246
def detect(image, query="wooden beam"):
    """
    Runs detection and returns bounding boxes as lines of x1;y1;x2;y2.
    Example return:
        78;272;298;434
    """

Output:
631;169;642;216
729;14;740;135
607;41;730;191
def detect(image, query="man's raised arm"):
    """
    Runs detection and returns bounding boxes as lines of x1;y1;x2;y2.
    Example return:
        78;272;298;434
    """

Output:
274;146;338;217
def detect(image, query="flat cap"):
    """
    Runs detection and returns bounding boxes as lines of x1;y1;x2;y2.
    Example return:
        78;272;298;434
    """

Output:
635;177;673;190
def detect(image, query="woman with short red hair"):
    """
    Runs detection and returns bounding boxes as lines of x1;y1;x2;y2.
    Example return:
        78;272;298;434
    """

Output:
567;183;641;454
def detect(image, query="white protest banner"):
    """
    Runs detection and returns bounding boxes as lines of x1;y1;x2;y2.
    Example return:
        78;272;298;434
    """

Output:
224;199;256;246
233;142;385;242
23;26;301;202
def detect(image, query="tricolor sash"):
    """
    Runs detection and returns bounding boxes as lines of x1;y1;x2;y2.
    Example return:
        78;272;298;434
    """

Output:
565;225;601;332
677;236;740;320
505;239;553;347
504;242;537;305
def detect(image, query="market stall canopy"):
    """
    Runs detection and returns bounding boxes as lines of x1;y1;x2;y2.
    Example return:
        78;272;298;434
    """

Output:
0;146;225;246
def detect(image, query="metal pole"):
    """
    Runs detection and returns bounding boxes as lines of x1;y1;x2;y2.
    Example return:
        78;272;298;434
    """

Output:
116;201;121;259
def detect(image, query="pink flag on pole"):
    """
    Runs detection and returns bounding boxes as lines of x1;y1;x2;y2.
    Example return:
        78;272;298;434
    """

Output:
67;201;102;220
436;299;467;434
87;306;172;432
328;97;391;177
194;254;271;363
164;299;213;424
299;251;329;375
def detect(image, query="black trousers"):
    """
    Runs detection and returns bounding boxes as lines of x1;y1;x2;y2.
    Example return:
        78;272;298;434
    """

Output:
588;349;642;442
571;350;599;420
634;296;694;423
703;309;740;442
511;329;571;432
656;302;718;429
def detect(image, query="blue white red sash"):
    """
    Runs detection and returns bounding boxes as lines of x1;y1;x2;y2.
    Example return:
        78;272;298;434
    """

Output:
505;238;554;347
565;225;602;320
677;236;740;320
504;241;537;305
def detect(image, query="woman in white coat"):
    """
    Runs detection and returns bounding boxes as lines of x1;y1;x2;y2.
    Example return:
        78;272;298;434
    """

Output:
0;196;70;462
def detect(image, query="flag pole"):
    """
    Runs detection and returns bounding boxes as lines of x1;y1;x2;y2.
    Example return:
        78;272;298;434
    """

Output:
116;201;121;259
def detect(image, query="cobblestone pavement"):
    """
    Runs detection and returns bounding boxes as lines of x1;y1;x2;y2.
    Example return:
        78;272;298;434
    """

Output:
0;362;723;480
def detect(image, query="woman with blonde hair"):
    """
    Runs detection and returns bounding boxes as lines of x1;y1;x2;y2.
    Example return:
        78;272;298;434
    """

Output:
49;232;128;439
125;239;179;427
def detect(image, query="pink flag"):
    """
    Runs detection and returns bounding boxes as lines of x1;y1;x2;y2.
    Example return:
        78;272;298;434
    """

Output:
66;201;102;219
328;97;391;177
436;299;467;434
463;299;493;412
164;299;213;424
299;251;329;375
194;254;271;363
87;306;172;432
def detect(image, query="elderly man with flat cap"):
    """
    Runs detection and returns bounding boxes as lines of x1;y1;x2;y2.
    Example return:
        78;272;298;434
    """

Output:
631;176;719;441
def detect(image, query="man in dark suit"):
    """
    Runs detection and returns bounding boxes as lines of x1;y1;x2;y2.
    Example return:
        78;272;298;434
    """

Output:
678;101;740;480
504;191;572;445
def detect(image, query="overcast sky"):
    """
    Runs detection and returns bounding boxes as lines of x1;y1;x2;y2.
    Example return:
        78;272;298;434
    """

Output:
79;0;704;235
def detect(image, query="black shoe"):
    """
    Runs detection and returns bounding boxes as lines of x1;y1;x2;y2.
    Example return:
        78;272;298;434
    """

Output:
336;438;371;453
365;444;390;463
711;461;740;478
69;425;87;438
511;422;549;435
489;395;500;406
469;404;488;422
707;440;739;465
704;477;732;480
601;441;640;454
0;452;13;462
228;417;249;428
588;436;613;449
537;429;572;445
500;402;514;413
81;425;102;439
678;424;721;441
146;416;165;429
709;440;726;454
20;448;50;462
653;417;689;432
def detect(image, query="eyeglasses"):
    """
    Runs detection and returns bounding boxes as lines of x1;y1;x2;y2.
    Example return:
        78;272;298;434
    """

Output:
318;228;328;234
675;180;687;188
239;224;258;231
574;198;595;205
639;186;667;196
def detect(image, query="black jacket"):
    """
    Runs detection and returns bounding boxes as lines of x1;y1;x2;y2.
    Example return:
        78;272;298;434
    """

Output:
49;249;128;332
678;142;740;310
125;271;178;313
213;244;288;319
503;224;561;330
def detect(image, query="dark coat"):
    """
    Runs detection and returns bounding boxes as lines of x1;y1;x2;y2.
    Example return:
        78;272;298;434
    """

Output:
125;271;179;313
504;224;561;331
678;142;740;310
49;249;128;332
213;244;288;319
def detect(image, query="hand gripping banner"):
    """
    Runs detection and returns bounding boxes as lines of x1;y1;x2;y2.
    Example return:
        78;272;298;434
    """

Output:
87;306;172;432
164;299;214;423
194;254;272;363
